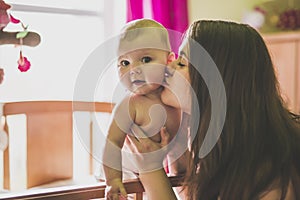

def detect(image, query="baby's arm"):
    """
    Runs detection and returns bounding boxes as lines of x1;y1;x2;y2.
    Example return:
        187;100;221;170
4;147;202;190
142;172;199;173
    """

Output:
103;97;135;199
103;120;128;199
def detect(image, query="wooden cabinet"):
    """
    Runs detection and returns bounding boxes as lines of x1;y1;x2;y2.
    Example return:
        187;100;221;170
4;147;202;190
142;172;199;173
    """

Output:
263;31;300;114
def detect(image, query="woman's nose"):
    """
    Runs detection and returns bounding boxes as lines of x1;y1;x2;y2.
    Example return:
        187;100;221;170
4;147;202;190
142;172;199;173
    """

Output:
165;65;175;77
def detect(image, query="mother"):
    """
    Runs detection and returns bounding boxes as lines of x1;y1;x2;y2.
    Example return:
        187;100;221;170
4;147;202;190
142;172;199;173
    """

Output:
127;20;300;200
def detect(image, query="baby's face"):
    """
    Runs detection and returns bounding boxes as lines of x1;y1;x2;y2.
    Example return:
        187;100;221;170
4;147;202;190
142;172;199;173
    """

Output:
118;49;168;95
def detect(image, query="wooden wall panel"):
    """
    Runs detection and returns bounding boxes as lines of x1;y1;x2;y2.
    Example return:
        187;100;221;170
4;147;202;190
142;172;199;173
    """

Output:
266;42;297;111
263;31;300;114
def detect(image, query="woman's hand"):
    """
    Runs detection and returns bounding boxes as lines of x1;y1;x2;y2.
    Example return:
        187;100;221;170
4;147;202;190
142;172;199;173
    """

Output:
125;124;178;200
129;124;170;152
124;125;171;173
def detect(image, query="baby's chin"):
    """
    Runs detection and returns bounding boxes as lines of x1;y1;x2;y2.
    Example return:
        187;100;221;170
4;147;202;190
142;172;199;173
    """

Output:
130;90;147;95
128;86;149;95
128;84;162;95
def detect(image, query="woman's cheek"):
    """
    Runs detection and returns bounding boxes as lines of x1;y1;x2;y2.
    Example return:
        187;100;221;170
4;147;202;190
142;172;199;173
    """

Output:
162;75;183;108
162;70;191;109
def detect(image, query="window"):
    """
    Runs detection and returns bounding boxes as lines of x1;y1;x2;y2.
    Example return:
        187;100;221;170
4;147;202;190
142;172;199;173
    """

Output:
0;0;126;194
0;0;125;102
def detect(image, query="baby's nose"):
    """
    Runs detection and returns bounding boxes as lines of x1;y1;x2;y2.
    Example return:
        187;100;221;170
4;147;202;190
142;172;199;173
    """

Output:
130;66;142;75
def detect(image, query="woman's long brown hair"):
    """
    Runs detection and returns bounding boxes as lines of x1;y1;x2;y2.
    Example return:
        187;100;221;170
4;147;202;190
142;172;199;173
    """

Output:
185;20;300;200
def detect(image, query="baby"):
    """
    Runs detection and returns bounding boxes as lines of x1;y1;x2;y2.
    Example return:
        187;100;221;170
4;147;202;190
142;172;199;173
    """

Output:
103;19;181;199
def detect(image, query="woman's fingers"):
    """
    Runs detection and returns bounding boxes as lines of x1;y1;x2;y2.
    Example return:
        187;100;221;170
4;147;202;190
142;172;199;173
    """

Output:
130;124;159;151
124;125;173;173
127;126;171;153
125;136;139;153
126;134;154;153
160;126;170;147
130;123;147;139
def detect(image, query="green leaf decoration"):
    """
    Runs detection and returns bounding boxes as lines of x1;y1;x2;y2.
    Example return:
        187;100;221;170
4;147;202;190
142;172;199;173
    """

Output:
16;31;29;39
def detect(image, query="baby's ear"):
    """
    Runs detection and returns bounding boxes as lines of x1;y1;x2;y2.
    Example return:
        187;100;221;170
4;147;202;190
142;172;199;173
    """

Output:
167;52;175;63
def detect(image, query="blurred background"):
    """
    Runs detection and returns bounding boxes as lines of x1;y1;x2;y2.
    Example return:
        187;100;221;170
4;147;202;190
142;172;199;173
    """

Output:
1;0;299;103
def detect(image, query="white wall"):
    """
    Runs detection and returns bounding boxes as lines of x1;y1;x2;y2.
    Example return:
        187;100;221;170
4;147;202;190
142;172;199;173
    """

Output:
0;0;126;103
188;0;263;23
0;0;268;103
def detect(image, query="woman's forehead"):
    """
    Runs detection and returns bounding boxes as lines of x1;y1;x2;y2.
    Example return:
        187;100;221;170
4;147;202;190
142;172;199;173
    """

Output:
178;38;189;59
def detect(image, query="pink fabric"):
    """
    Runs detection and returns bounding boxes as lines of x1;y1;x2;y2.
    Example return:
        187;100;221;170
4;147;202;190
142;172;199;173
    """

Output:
126;0;189;52
151;0;188;33
171;0;189;33
151;0;171;29
151;0;189;52
127;0;143;22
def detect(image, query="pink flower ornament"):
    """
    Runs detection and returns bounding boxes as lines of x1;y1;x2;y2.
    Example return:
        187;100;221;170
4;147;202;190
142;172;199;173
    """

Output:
9;14;20;24
1;1;34;73
17;51;31;72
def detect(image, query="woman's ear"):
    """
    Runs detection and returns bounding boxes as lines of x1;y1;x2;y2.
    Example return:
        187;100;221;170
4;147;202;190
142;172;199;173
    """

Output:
167;52;175;64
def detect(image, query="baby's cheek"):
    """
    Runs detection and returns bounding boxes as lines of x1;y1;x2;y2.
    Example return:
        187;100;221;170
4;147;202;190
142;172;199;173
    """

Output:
119;71;133;91
143;65;165;84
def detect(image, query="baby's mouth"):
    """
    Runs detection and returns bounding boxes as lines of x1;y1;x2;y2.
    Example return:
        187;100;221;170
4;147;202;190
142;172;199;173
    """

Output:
132;80;146;86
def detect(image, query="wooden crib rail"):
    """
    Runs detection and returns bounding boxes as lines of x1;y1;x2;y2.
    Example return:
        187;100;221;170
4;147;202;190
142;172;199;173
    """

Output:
2;101;114;189
0;175;184;200
3;101;114;115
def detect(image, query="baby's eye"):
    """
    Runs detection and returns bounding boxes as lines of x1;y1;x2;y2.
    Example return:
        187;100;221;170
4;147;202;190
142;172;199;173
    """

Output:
141;56;152;63
120;60;130;67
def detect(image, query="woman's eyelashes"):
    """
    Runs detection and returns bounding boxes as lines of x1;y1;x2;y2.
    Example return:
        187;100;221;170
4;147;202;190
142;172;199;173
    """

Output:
178;62;186;67
176;55;188;68
177;58;187;67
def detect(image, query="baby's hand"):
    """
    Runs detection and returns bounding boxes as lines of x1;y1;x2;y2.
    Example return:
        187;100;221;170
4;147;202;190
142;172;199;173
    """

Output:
105;178;127;200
